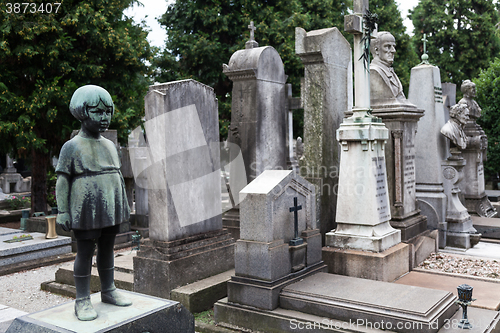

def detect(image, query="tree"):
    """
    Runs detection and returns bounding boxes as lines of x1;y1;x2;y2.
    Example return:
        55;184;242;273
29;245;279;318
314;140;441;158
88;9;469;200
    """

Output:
410;0;500;87
0;0;152;212
474;58;500;179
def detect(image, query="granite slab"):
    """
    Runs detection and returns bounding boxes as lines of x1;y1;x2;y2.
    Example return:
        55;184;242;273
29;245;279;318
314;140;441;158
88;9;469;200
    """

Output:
0;232;71;266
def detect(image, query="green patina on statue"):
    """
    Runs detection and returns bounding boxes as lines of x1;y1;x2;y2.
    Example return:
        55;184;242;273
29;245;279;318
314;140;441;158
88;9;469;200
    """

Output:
56;85;132;321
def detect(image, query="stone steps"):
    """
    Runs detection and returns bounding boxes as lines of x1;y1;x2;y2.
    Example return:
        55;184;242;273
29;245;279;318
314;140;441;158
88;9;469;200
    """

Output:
41;250;233;314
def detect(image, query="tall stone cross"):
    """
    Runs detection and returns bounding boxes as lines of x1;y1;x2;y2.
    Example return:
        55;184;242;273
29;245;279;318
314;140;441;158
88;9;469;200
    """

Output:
289;197;303;246
345;0;370;111
246;21;259;49
420;33;430;64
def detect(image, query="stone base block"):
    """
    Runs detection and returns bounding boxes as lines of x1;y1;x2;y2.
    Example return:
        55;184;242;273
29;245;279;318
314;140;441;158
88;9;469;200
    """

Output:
391;213;428;241
407;230;439;268
227;262;327;310
280;273;458;333
170;269;234;314
133;229;235;299
0;232;71;267
322;242;410;282
446;231;481;249
325;225;401;253
6;290;194;333
472;216;500;240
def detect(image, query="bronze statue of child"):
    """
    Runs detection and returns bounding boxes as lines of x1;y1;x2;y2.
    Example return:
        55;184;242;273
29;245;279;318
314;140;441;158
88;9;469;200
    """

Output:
56;85;132;321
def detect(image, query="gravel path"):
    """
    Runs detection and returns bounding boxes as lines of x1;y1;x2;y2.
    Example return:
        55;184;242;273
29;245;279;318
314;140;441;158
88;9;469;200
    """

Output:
0;262;72;313
418;252;500;279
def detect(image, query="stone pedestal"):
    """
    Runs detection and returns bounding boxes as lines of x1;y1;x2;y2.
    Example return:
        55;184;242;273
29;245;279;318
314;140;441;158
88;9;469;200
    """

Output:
461;121;497;218
371;101;428;241
134;229;235;299
442;150;480;249
409;64;448;245
6;290;194;333
295;27;352;243
325;110;401;253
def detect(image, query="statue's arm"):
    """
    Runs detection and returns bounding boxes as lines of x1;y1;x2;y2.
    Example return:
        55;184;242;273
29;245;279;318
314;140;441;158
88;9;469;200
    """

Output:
55;173;71;231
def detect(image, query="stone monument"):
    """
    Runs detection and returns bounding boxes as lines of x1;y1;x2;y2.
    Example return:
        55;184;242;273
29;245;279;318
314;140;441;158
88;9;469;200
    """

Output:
224;170;326;310
222;22;287;239
409;60;449;247
369;31;427;242
323;0;409;282
0;155;31;194
295;25;352;243
458;80;496;218
440;103;481;249
133;80;235;299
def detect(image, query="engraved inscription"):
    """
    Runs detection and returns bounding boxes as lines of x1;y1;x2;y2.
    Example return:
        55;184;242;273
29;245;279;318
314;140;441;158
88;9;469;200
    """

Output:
373;156;390;221
434;86;443;104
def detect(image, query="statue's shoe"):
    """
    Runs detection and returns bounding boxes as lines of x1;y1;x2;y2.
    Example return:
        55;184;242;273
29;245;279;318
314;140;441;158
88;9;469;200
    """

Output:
75;297;97;321
101;289;132;306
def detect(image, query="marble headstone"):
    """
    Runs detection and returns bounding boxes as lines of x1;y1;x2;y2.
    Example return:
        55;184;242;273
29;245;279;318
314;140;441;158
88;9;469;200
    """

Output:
409;64;448;246
227;170;325;310
295;26;352;242
133;80;234;299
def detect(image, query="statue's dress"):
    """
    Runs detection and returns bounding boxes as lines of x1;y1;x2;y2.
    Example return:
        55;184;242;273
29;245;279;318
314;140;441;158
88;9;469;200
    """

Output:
56;133;130;230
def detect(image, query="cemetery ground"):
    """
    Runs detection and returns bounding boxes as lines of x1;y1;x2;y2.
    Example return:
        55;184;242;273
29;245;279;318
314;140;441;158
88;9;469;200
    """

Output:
3;219;500;333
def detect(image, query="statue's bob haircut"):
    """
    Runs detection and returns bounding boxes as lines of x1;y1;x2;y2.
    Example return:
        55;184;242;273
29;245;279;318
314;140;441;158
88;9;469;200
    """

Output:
69;85;114;121
461;79;475;94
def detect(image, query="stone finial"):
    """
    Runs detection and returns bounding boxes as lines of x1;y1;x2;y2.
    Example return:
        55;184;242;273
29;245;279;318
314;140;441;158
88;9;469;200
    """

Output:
245;21;259;49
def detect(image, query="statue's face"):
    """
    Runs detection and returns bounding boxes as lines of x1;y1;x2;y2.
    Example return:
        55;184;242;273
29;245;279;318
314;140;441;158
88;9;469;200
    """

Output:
82;100;112;134
456;106;470;126
377;34;396;66
465;85;476;98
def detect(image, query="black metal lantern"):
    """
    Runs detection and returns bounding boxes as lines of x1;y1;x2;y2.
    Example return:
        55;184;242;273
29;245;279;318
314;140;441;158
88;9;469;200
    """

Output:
456;284;475;329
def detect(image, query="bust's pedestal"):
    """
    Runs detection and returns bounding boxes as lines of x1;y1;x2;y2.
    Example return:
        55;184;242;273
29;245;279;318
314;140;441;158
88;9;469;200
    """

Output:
324;109;409;282
461;121;497;218
369;100;428;242
442;149;481;249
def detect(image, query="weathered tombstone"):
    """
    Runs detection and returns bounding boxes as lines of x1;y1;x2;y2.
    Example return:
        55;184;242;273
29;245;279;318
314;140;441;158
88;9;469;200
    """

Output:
225;170;325;310
323;1;409;282
222;23;287;239
409;63;449;247
295;26;352;243
369;31;427;242
0;155;30;194
440;103;481;249
133;79;235;299
442;82;456;122
286;84;301;171
458;80;496;218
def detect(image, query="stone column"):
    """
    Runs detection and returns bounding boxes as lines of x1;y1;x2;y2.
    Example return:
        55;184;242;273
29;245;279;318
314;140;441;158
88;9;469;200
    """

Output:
295;26;352;243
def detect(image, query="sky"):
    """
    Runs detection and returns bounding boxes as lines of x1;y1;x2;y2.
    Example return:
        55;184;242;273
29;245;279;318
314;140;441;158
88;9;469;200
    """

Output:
124;0;421;49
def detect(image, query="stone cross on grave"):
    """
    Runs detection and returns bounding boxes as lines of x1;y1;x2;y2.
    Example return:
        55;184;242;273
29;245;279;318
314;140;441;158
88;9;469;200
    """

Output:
289;197;303;246
344;0;370;111
246;21;259;49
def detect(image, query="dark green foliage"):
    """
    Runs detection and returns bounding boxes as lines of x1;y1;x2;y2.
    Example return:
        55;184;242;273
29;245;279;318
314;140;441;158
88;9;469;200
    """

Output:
474;59;500;179
0;0;152;211
410;0;500;87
